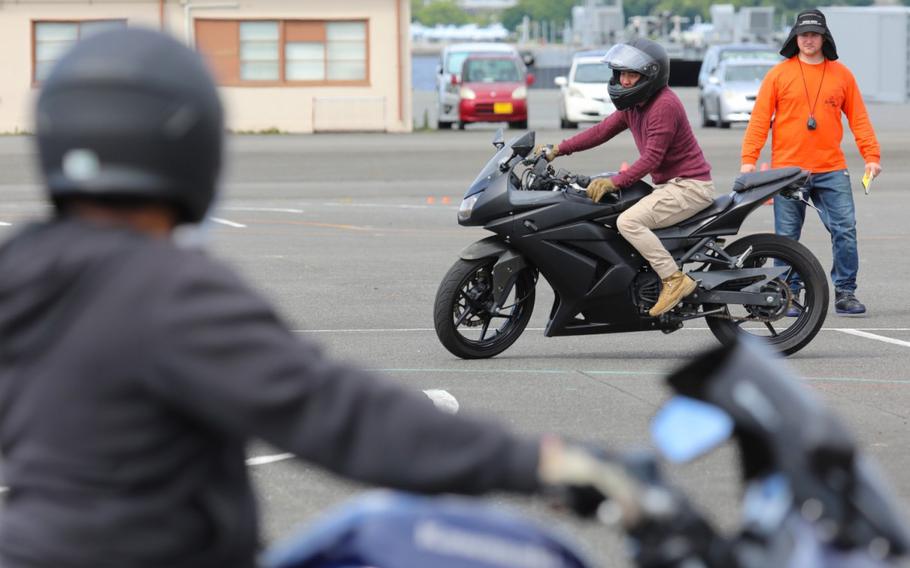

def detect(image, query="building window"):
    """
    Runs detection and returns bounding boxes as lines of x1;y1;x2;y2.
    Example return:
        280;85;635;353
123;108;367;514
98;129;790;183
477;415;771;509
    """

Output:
33;20;127;82
196;19;368;86
240;21;280;81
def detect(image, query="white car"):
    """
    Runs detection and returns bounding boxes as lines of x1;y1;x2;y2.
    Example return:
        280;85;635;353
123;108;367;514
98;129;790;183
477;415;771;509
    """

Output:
700;59;776;128
554;50;615;129
436;42;520;130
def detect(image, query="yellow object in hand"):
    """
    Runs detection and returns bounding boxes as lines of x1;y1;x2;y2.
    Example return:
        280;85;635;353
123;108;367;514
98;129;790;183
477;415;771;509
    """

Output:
862;172;873;195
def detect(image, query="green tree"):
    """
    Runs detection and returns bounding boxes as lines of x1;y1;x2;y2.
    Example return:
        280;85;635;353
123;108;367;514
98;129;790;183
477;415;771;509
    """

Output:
412;0;471;26
501;0;577;32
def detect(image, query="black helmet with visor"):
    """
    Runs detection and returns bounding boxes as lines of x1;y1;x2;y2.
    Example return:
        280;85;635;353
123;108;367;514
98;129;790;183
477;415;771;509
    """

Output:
602;38;670;110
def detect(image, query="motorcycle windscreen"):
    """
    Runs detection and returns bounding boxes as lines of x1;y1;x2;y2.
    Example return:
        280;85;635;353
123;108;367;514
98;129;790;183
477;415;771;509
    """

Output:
651;396;734;463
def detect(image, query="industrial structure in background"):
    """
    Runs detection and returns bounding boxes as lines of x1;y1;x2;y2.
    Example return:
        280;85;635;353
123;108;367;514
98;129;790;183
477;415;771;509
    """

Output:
413;1;788;88
823;5;910;103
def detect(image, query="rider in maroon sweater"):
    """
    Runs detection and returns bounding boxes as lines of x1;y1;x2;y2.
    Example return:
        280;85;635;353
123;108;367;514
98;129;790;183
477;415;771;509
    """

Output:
535;39;715;317
556;86;711;189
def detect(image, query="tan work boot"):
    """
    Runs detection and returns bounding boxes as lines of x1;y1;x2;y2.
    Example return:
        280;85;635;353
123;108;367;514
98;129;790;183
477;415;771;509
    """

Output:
649;271;698;317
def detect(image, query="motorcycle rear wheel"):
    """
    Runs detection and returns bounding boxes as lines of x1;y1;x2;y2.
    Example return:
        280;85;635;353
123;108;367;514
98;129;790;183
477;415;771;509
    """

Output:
704;233;828;356
434;258;535;359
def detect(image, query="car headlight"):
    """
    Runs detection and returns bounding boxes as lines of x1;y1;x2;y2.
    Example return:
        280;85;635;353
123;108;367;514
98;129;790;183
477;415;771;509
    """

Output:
511;86;527;100
723;90;739;101
459;87;476;100
458;195;478;221
567;87;585;98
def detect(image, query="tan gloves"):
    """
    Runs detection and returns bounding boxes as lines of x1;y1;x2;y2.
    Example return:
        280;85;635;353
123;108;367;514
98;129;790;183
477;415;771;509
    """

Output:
532;143;559;162
586;178;618;202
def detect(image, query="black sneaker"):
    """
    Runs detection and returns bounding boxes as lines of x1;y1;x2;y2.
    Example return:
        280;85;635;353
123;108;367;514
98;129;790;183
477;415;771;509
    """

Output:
835;292;866;315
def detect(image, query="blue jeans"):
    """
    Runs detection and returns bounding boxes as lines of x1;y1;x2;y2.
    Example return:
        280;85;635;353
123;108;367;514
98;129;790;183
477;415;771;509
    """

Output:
773;169;858;294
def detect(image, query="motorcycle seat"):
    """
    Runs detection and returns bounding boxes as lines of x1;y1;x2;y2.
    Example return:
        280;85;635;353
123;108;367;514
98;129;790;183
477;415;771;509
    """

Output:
684;193;734;224
732;167;804;193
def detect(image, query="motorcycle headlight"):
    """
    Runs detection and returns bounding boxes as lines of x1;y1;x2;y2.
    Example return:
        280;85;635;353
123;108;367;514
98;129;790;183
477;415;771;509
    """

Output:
458;195;479;221
511;86;527;100
459;87;476;100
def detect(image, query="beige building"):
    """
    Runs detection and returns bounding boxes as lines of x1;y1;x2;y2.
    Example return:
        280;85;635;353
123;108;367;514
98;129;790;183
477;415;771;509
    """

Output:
0;0;412;133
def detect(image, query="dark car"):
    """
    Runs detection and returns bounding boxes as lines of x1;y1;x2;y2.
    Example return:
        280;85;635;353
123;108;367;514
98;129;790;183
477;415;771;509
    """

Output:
455;54;534;130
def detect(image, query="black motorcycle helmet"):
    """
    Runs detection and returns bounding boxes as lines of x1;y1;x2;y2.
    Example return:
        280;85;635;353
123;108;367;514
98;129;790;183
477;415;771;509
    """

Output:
603;38;670;111
36;27;223;224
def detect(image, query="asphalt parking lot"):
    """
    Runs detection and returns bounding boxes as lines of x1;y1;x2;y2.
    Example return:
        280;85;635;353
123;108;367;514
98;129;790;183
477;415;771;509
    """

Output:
1;88;909;565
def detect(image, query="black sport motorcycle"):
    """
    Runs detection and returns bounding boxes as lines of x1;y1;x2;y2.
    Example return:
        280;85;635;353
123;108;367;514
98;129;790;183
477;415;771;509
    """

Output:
433;130;829;358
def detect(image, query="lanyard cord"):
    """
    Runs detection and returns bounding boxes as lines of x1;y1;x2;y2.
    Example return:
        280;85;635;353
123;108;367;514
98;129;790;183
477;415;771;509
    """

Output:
798;58;827;119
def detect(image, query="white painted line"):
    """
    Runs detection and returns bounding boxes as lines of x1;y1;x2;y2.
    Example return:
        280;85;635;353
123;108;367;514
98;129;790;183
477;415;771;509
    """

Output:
209;217;247;228
294;327;436;333
222;207;304;214
293;327;910;334
835;329;910;349
246;453;294;466
423;389;459;414
0;222;11;226
0;487;7;493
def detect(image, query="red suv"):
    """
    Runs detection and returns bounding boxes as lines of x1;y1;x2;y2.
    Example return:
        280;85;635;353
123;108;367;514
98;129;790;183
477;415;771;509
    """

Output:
455;54;534;129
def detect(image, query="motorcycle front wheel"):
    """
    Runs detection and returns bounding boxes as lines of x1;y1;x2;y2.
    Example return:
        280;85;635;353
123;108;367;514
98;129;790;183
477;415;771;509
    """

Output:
704;233;828;356
433;258;536;359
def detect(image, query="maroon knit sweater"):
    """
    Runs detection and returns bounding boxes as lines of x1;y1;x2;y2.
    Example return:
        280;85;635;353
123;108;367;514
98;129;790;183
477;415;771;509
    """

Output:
558;87;711;188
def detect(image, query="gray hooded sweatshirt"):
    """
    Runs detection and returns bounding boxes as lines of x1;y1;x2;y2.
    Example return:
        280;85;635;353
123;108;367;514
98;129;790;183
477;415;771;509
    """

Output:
0;218;539;568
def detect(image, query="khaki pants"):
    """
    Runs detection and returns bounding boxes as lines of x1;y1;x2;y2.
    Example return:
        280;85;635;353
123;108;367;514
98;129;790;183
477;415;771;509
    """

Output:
616;177;715;280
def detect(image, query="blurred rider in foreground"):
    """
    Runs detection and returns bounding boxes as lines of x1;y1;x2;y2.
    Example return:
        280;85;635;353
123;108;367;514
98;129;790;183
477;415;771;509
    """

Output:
0;28;605;568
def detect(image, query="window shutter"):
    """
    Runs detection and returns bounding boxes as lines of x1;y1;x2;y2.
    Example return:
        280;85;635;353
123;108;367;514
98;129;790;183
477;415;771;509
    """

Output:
196;20;239;83
285;21;325;43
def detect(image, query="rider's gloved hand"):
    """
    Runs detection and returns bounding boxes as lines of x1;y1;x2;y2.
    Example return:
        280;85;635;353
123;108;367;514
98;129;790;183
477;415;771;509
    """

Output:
586;178;618;202
532;143;559;162
537;436;608;518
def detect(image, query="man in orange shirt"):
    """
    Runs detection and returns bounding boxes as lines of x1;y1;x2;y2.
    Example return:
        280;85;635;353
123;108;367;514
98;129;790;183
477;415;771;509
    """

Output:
740;9;880;315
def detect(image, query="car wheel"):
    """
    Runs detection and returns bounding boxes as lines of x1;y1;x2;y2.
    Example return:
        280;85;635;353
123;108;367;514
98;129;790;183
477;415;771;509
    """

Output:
437;120;453;130
456;121;466;130
717;102;730;129
700;99;715;128
509;120;528;130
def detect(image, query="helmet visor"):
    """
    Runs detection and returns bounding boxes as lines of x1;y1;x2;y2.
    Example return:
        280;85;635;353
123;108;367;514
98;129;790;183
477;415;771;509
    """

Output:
601;44;656;76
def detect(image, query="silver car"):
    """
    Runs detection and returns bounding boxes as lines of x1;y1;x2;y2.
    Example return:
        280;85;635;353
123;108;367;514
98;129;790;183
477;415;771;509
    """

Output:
700;59;776;128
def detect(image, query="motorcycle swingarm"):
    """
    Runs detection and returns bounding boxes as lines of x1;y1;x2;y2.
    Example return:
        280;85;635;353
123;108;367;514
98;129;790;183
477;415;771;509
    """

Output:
687;289;783;307
687;266;790;307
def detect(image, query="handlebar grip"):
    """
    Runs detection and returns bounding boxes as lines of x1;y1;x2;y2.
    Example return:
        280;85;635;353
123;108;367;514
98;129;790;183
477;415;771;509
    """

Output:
576;175;591;188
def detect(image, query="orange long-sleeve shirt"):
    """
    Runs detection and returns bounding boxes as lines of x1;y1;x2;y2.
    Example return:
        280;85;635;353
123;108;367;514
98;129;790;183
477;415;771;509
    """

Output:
741;57;880;173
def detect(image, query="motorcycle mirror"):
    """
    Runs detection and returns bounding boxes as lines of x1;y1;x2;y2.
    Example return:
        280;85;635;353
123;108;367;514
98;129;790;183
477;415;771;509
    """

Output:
510;131;536;157
492;128;505;150
651;396;733;463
